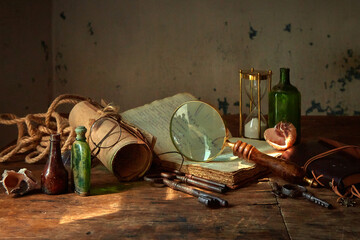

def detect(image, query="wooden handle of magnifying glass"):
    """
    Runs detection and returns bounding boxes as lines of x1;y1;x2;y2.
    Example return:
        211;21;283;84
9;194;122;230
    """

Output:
230;141;305;184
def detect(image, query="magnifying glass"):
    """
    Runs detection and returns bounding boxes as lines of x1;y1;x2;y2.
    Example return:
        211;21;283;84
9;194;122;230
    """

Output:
170;101;306;184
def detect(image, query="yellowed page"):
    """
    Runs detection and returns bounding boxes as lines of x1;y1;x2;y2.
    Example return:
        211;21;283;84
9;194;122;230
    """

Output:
121;93;197;156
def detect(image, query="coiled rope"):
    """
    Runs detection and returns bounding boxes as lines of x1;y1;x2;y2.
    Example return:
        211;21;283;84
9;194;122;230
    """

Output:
0;94;90;163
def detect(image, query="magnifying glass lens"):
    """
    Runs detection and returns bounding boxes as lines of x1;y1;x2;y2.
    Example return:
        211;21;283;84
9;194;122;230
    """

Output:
170;101;227;161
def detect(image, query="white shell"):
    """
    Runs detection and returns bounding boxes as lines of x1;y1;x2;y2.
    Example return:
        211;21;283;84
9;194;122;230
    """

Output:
1;168;40;197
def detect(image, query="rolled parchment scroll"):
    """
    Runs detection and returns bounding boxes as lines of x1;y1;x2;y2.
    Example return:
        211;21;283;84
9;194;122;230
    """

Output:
69;101;153;181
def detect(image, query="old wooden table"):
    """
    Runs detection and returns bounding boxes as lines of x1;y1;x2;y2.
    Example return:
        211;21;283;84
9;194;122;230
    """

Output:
0;116;359;239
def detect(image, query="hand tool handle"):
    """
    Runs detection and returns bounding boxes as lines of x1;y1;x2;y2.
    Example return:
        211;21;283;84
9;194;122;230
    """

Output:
197;196;220;208
199;193;228;207
228;140;305;184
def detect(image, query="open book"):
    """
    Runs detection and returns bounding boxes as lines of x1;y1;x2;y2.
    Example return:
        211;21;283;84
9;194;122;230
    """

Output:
121;93;278;188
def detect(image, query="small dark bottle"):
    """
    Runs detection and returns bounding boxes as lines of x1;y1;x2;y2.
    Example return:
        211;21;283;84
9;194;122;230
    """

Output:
41;134;68;194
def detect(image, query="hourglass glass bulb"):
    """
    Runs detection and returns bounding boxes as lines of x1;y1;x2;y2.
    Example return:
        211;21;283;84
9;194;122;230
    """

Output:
239;68;272;139
245;80;268;105
244;77;268;139
244;108;267;139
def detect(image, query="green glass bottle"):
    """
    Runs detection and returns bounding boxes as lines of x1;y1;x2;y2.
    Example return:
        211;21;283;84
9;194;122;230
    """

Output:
71;126;91;196
268;68;301;142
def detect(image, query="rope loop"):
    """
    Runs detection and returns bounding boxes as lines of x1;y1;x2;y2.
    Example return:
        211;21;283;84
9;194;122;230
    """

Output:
0;94;88;163
94;100;154;150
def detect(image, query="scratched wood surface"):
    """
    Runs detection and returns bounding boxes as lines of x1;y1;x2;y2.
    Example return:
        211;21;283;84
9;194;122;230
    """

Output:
0;116;359;240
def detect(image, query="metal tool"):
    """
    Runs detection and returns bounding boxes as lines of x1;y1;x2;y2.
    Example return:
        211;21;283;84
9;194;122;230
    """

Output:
163;178;228;207
337;197;357;207
144;173;228;208
276;183;332;209
184;173;228;189
163;171;228;193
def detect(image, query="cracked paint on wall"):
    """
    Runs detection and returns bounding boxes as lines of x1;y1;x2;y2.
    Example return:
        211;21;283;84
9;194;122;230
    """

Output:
338;65;360;91
337;49;360;92
284;24;291;32
324;49;360;91
55;52;68;86
60;11;66;20
306;49;360;115
41;41;49;61
217;98;229;115
87;21;97;45
87;22;94;36
248;24;257;40
305;100;347;116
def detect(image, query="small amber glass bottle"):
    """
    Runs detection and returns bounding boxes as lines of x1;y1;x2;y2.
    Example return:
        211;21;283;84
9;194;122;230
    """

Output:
268;68;301;142
41;134;68;195
71;126;91;196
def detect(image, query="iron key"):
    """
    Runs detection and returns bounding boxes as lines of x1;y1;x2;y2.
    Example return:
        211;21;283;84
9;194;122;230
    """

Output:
281;184;332;209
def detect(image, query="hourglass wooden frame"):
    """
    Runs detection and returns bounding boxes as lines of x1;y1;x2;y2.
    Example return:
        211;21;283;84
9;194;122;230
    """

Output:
239;68;272;139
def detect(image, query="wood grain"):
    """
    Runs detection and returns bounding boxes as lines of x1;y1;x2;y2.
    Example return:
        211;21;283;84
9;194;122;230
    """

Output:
0;116;359;239
0;163;287;239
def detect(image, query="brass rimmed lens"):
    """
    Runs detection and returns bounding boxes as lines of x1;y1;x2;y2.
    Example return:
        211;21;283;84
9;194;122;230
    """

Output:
170;101;227;162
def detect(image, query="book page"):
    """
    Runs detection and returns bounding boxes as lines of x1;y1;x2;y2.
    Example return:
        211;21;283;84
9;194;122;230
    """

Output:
121;93;197;156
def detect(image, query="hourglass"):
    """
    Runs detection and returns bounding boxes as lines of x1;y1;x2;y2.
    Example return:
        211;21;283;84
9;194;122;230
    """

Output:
239;68;272;139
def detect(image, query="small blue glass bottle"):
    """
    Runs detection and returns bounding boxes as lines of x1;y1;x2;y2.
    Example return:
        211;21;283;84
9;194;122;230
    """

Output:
71;126;91;196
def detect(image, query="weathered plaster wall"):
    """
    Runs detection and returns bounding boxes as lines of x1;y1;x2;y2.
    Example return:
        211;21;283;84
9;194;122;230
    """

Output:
53;0;360;116
0;1;52;148
2;1;360;148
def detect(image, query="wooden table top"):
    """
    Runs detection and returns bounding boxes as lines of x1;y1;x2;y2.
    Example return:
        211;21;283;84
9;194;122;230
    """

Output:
1;116;359;239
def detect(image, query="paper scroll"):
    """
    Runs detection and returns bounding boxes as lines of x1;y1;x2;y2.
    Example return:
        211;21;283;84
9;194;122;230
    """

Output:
69;101;152;181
